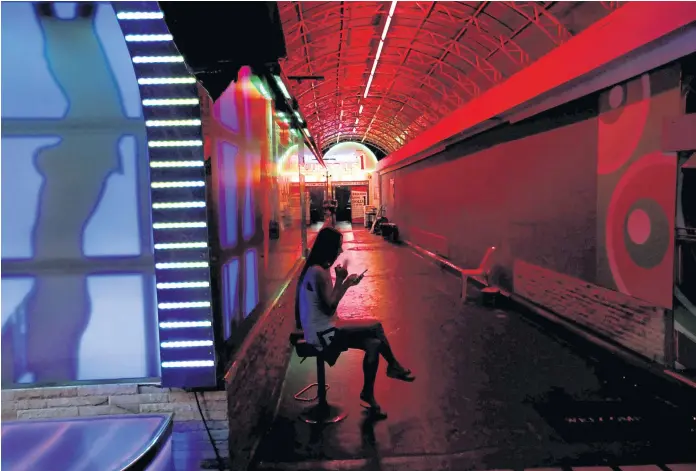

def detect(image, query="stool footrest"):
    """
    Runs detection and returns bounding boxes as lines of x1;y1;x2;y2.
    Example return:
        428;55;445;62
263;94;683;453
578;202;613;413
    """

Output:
299;403;348;425
293;382;330;402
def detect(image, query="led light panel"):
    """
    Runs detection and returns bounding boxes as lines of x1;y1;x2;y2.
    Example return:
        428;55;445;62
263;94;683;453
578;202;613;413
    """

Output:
117;11;164;20
150;161;204;168
125;34;173;42
142;98;199;106
139;77;196;85
159;320;212;328
133;55;184;63
114;1;217;389
146;119;202;127
152;201;206;209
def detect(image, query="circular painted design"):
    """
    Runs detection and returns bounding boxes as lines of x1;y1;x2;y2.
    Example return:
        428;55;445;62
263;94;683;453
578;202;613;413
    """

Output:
606;151;675;304
626;208;651;245
597;74;651;175
624;199;668;267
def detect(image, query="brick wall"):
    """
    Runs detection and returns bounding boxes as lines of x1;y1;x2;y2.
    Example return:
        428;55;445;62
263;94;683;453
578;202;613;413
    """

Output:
225;277;299;471
514;259;666;363
1;383;228;465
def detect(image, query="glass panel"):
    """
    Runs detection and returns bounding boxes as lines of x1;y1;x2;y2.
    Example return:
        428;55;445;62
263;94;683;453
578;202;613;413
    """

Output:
0;2;159;387
204;72;309;345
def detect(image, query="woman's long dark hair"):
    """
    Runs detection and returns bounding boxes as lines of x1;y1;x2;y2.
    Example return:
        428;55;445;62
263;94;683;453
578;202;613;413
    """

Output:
295;227;343;329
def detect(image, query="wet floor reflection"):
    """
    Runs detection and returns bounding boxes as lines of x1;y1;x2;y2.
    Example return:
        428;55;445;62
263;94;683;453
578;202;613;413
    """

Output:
253;226;696;471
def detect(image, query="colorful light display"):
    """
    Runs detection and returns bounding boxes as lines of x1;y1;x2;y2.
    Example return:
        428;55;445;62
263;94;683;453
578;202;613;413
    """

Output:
113;1;217;388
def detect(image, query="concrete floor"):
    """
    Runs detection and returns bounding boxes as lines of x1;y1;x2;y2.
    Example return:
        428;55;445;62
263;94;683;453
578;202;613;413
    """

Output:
252;226;696;471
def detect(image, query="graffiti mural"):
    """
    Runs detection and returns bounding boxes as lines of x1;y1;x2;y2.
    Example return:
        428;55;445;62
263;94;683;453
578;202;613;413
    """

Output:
596;65;681;309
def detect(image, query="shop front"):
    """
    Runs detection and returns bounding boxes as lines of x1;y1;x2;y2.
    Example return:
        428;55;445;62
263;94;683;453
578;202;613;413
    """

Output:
278;141;379;225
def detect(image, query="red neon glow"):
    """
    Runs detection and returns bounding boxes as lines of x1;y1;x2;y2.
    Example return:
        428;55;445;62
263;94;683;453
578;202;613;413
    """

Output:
379;2;696;171
279;2;623;155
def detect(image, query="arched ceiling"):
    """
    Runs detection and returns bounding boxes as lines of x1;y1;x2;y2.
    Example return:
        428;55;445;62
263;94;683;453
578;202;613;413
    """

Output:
278;1;621;155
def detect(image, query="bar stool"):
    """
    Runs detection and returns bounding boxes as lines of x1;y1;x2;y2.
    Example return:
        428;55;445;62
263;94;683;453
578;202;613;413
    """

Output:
289;331;347;425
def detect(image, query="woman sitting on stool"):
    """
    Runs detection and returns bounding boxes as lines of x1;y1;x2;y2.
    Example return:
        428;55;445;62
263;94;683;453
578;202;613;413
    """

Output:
295;227;415;417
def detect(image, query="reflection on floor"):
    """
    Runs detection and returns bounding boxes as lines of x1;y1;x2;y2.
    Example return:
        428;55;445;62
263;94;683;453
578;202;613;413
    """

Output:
252;228;696;471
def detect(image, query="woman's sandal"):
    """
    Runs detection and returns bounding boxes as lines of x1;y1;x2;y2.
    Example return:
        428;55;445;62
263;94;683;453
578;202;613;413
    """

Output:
359;393;388;419
386;365;416;382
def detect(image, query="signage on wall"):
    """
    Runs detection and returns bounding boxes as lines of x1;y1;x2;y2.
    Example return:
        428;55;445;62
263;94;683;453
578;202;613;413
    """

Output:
354;194;367;205
300;180;367;187
352;191;368;208
332;180;368;186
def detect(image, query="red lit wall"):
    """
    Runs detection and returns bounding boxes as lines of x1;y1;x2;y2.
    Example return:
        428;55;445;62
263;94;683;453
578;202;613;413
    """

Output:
383;107;599;286
381;62;682;315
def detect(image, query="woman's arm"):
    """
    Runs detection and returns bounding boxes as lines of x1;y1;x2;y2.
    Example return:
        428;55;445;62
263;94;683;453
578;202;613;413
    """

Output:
314;268;352;315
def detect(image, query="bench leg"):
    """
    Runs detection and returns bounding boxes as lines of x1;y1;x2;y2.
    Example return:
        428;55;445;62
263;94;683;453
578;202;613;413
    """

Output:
299;358;347;425
461;275;469;301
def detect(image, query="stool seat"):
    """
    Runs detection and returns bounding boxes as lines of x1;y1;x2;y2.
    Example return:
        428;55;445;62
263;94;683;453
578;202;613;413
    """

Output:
290;331;323;358
481;287;500;293
289;331;304;345
295;340;321;358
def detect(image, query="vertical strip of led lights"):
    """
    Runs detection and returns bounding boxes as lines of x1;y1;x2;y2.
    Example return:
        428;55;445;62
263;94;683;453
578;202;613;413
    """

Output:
113;2;217;388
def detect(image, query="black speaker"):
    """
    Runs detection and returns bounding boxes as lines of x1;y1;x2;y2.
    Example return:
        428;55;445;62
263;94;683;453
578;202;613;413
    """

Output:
159;1;287;100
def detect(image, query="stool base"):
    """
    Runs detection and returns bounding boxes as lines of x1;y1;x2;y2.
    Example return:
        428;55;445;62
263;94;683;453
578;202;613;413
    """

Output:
299;403;347;425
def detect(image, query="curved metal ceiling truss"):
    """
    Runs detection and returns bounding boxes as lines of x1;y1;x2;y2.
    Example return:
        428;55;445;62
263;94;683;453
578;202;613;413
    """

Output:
278;1;615;155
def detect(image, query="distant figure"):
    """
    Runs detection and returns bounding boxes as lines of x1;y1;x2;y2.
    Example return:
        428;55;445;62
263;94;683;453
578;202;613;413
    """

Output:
295;227;415;418
322;199;337;228
24;2;127;383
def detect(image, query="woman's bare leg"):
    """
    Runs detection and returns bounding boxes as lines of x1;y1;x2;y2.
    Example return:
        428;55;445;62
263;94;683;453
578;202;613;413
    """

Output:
336;318;402;368
336;328;381;404
360;339;381;401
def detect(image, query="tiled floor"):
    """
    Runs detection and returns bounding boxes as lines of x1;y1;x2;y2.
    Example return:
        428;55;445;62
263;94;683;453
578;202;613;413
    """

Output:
252;226;696;471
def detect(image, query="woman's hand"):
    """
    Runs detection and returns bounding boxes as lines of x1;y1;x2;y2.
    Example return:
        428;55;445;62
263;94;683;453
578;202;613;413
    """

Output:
344;274;361;286
334;264;348;281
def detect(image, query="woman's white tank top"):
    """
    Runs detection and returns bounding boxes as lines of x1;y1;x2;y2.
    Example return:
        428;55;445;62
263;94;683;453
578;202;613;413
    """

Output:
299;266;336;349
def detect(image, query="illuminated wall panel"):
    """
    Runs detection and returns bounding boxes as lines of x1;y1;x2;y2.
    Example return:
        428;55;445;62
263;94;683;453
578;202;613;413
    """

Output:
222;259;240;340
244;249;259;318
204;71;274;340
1;1;160;386
219;140;239;249
112;1;216;388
